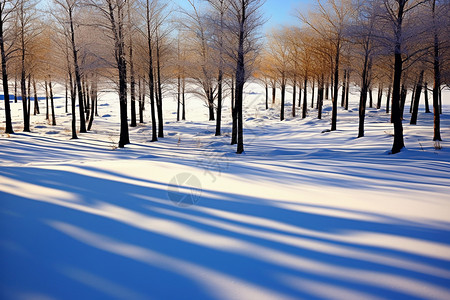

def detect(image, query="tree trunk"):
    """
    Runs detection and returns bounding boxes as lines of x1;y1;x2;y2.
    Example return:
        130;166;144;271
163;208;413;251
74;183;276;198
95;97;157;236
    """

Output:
265;83;268;110
311;78;315;108
344;73;350;111
302;76;308;118
391;2;406;154
49;79;56;126
182;77;186;120
0;14;14;134
318;74;324;119
45;80;49;120
292;78;296;117
272;84;276;104
156;36;164;138
424;82;430;113
410;70;424;125
341;70;346;107
146;0;157;142
331;43;340;131
231;77;237;145
33;78;39;115
280;79;285;121
87;78;97;131
69;8;86;133
432;0;441;141
377;83;383;109
386;84;391;115
215;71;223;136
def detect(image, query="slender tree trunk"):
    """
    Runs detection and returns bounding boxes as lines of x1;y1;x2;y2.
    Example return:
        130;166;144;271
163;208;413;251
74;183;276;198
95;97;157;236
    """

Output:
87;78;97;131
182;77;186;121
302;76;308;118
280;78;285;121
156;34;164;138
400;84;407;120
65;79;68;113
311;78;315;108
318;74;324;119
215;74;223;136
410;70;423;125
49;79;56;126
0;14;14;134
432;0;441;141
265;82;268;110
391;2;406;154
146;0;157;142
331;42;340;131
368;87;373;108
69;8;86;133
45;80;49;120
345;71;350;110
292;78;296;117
377;83;383;109
231;76;237;145
424;82;430;113
409;83;416;114
14;78;17;103
341;70;346;107
33;78;39;115
386;84;391;115
177;74;181;122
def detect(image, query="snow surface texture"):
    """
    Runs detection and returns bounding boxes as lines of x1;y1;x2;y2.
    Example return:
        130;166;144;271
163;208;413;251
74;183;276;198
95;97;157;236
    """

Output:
1;83;450;300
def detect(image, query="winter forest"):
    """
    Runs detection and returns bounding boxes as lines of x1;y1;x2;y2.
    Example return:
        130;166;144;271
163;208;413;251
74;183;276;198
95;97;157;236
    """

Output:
1;0;450;299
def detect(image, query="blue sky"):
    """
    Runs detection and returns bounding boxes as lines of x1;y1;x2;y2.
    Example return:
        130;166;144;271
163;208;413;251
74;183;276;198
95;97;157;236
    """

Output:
263;0;313;30
172;0;314;31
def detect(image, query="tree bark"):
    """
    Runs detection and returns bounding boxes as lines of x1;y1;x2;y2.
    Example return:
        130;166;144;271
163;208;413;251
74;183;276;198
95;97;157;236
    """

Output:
302;76;308;118
0;11;14;134
49;79;56;126
410;70;423;125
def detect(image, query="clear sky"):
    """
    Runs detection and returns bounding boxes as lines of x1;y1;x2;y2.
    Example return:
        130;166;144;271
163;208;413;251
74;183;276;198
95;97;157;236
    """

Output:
172;0;315;32
263;0;313;31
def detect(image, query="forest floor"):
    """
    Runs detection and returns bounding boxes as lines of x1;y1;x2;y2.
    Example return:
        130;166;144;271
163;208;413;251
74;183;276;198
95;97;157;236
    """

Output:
1;83;450;300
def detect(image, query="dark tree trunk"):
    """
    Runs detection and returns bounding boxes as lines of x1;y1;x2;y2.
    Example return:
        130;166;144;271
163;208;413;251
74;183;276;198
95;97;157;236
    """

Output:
292;78;296;117
344;72;350;111
182;77;186;120
331;44;340;131
177;75;180;122
432;0;441;141
391;1;406;154
377;83;383;109
358;83;368;138
311;78;315;108
45;80;49;120
138;77;144;124
369;88;373;108
156;37;164;138
87;78;97;131
424;82;430;113
49;79;56;126
68;67;78;139
302;77;308;118
410;70;424;125
231;77;237;145
69;8;86;133
216;71;223;136
386;84;391;115
318;74;324;119
1;12;14;133
400;84;407;120
14;78;17;103
341;70;346;108
280;79;285;121
409;83;416;114
272;84;276;104
265;83;268;110
298;83;302;108
33;78;39;115
65;79;68;113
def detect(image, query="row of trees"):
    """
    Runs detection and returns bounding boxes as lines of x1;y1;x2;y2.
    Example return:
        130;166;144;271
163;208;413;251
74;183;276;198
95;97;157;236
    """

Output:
1;0;265;153
261;0;449;153
1;0;448;154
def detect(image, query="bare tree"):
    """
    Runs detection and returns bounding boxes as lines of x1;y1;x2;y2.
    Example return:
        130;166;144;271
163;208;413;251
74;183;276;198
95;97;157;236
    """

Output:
0;0;17;134
226;0;265;154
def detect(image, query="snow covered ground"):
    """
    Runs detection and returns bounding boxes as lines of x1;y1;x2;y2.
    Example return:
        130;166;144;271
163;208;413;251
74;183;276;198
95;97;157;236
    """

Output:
1;83;450;300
